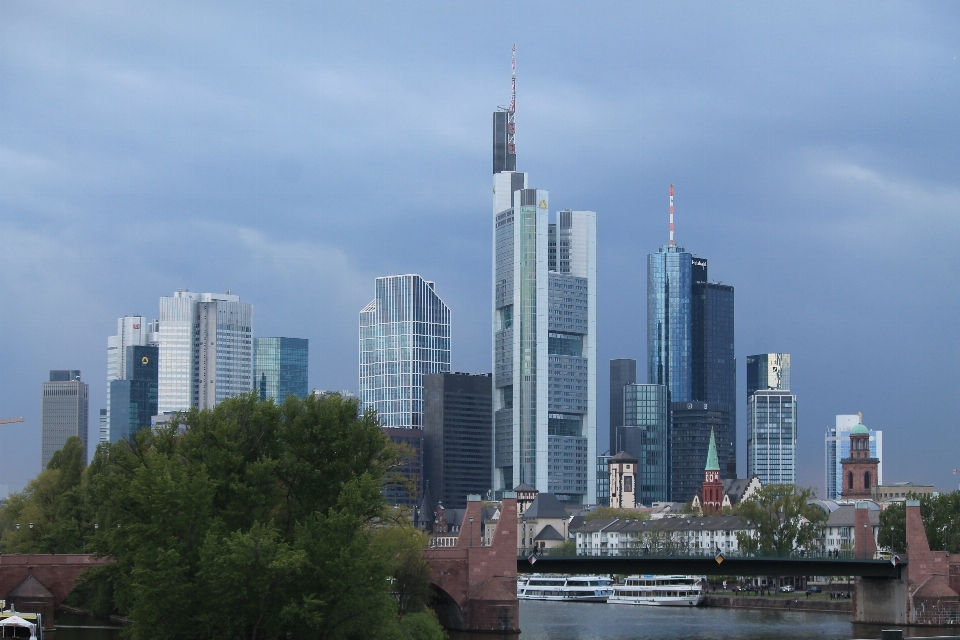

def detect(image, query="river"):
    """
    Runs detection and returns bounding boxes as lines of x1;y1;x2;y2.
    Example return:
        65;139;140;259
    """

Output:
449;601;960;640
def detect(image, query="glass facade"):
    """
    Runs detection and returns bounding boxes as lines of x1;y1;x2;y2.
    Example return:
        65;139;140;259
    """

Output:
746;353;791;399
747;390;797;485
596;454;611;506
254;337;309;402
620;384;670;505
608;359;637;457
670;401;732;502
109;345;159;442
106;316;158;443
492;172;596;504
647;245;693;402
158;291;254;413
41;371;89;469
825;415;882;500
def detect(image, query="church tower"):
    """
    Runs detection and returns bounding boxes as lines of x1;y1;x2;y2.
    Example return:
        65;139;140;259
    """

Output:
701;428;724;514
840;419;879;500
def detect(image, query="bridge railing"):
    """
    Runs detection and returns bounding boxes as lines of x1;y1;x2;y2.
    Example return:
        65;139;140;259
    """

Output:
519;546;879;561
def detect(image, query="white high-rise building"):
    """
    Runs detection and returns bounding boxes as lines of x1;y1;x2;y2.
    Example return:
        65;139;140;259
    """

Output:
747;389;797;486
157;291;254;413
105;316;158;443
491;170;597;504
825;414;882;500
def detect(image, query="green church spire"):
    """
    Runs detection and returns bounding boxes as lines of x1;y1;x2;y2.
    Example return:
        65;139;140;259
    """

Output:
705;427;720;472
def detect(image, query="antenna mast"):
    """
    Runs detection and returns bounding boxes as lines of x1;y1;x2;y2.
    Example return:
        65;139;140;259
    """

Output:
507;44;516;156
669;184;675;245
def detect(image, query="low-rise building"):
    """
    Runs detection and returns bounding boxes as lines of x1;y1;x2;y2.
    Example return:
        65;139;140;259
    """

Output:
519;492;571;552
572;515;751;555
871;482;936;503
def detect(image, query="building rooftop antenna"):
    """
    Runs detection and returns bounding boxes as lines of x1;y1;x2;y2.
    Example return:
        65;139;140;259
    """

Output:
669;184;675;246
507;44;517;157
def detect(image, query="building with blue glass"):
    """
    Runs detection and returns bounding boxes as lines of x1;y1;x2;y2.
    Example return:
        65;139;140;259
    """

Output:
360;274;451;507
747;390;797;486
619;384;670;505
254;337;308;402
670;400;732;502
647;245;693;402
109;345;158;443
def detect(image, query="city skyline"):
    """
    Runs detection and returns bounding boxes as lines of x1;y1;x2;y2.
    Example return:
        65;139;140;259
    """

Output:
3;3;960;497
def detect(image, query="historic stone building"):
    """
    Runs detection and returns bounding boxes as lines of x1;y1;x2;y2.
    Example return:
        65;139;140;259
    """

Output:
840;422;879;500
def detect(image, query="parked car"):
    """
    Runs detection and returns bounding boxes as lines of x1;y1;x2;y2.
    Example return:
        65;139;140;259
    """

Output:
806;586;822;594
779;585;795;593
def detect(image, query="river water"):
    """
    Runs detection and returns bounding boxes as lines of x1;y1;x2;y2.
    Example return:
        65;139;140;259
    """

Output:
449;601;960;640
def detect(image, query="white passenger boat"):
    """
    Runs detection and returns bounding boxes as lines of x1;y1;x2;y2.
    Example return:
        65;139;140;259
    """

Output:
608;575;704;606
517;574;613;602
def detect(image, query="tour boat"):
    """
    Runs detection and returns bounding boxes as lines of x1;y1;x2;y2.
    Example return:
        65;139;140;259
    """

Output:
517;574;613;602
0;611;42;639
608;575;705;606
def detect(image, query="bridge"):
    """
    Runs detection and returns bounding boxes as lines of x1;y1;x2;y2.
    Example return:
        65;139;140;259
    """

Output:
425;498;960;632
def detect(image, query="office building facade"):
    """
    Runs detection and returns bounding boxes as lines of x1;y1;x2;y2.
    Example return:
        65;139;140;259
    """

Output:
619;384;670;505
254;337;309;403
492;170;597;504
106;316;158;443
670;401;733;502
109;345;159;442
41;370;89;469
609;359;637;456
747;390;797;485
746;353;791;399
422;372;493;509
647;244;693;402
825;414;882;500
359;274;450;507
158;291;254;413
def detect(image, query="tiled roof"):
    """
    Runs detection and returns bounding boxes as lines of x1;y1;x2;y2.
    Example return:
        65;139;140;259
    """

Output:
534;524;565;541
522;493;569;520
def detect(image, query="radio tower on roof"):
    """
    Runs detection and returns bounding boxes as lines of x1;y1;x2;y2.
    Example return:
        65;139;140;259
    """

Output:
492;45;518;174
507;44;517;156
669;184;675;245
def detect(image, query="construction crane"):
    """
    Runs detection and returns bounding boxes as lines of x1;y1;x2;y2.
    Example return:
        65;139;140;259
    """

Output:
0;418;24;425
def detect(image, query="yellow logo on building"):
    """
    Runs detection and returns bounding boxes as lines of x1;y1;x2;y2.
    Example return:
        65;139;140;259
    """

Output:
538;199;547;209
141;356;149;365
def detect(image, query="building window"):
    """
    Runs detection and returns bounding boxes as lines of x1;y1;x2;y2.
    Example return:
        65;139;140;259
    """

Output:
848;472;854;490
864;471;871;489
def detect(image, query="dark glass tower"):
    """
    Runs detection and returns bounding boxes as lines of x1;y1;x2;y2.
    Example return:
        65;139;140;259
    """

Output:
109;345;159;443
620;384;670;505
670;401;731;502
608;359;637;456
647;245;693;402
422;372;493;509
254;337;309;402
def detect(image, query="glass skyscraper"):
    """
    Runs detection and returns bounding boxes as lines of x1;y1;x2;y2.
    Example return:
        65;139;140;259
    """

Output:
746;353;791;399
106;316;158;443
647;245;693;402
254;337;309;402
492;170;597;504
747;390;797;485
670;401;732;502
109;345;158;442
825;414;882;500
158;291;254;413
42;370;89;469
609;359;637;456
359;274;450;507
619;384;670;505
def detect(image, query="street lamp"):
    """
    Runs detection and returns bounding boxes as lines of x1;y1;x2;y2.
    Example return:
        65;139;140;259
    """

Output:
469;517;474;547
28;523;33;555
15;524;19;554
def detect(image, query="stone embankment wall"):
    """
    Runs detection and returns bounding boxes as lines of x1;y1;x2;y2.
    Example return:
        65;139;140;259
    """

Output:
703;595;851;613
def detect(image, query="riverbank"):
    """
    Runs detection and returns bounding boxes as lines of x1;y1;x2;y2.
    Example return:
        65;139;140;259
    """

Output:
703;594;851;613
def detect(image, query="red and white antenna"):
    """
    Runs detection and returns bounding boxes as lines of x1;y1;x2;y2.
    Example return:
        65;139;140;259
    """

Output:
507;44;517;156
669;184;675;245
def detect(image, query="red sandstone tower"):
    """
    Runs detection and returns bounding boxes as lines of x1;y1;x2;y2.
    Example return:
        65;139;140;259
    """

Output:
701;428;724;514
841;420;879;500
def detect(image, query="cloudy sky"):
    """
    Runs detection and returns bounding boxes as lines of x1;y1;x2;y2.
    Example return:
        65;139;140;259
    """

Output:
2;1;958;496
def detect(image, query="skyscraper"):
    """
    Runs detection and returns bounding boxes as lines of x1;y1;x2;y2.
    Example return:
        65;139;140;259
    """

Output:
109;345;158;442
492;178;597;504
647;242;693;402
157;291;254;413
609;359;637;456
106;316;158;443
619;384;670;505
422;372;493;509
253;337;309;402
670;401;732;502
41;370;89;468
825;414;882;500
747;389;797;485
746;353;791;400
359;274;450;507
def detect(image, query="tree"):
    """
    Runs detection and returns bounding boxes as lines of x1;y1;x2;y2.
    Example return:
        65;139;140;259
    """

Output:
734;484;827;555
27;392;445;640
878;491;960;553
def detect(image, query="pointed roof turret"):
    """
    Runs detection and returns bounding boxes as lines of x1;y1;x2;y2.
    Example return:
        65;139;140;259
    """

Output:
705;428;720;472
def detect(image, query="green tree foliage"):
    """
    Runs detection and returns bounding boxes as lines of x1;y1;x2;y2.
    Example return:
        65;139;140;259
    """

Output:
878;491;960;553
734;484;827;555
584;507;651;522
3;393;443;640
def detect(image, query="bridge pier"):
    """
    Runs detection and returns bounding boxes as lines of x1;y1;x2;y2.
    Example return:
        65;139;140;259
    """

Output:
424;494;519;634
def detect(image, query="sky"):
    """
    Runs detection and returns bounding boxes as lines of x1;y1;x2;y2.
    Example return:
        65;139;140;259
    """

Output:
2;1;959;497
